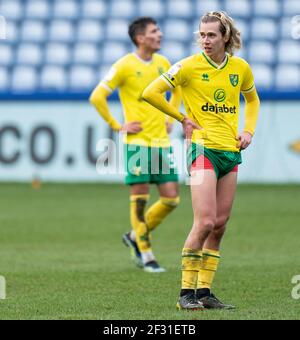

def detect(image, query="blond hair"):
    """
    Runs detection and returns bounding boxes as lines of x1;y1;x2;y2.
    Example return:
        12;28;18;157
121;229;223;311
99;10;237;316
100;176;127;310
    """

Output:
198;11;242;55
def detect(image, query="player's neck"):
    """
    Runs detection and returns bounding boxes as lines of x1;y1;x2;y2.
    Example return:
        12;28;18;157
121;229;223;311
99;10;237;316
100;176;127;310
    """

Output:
135;48;154;63
208;51;227;65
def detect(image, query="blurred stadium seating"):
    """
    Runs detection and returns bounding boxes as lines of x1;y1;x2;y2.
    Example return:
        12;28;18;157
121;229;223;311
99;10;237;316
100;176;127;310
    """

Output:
0;0;299;93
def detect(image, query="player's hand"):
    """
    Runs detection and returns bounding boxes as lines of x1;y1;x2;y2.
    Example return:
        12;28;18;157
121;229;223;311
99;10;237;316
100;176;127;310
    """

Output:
182;117;202;140
237;131;252;150
120;122;143;134
166;122;173;134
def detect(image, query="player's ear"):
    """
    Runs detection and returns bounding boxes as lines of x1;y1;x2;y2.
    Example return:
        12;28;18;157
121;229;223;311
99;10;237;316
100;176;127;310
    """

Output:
135;34;145;46
224;33;230;43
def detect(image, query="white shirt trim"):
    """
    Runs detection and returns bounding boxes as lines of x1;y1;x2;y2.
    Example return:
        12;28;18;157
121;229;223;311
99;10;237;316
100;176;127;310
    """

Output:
160;75;173;89
100;82;113;93
132;52;153;65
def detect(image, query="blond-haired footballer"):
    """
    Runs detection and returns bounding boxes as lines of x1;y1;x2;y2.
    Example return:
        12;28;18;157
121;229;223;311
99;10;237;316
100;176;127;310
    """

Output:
143;12;260;308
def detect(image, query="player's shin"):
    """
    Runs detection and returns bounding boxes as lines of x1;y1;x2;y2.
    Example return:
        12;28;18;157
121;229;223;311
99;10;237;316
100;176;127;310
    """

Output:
130;195;154;262
196;249;221;295
181;248;202;295
145;197;180;232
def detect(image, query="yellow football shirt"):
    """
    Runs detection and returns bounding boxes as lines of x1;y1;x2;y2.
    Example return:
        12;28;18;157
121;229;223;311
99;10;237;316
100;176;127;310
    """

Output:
161;52;255;152
101;53;173;147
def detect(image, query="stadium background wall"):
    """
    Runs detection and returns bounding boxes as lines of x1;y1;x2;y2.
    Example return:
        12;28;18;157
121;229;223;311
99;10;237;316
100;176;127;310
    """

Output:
0;92;300;183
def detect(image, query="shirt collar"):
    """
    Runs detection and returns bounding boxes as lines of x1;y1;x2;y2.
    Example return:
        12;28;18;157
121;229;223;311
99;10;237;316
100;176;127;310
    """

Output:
132;52;153;65
202;52;229;70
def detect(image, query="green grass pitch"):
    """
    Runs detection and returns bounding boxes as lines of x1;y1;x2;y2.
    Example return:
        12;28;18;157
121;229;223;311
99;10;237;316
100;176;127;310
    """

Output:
0;183;299;320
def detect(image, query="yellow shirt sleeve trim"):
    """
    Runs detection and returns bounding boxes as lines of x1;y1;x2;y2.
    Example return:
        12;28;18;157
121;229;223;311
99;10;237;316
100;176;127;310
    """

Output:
160;75;174;89
241;84;255;93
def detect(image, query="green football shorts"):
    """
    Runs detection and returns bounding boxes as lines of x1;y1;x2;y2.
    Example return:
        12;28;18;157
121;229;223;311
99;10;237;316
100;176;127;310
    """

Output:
124;144;178;185
187;143;242;179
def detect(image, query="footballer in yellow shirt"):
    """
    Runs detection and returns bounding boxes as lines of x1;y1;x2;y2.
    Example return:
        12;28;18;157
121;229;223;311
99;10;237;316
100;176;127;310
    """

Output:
100;52;174;147
90;17;181;273
143;11;260;310
161;51;255;152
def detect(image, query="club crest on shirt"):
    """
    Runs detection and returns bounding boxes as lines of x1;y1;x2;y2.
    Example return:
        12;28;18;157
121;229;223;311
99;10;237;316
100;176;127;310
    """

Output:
158;67;164;75
229;74;239;87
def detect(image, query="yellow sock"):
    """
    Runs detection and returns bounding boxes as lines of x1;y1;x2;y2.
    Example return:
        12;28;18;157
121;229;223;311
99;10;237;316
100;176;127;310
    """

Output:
130;195;151;253
197;249;221;290
145;197;180;232
181;248;202;290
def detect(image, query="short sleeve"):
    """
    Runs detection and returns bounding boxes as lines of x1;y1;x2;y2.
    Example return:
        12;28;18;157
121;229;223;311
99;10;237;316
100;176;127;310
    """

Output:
161;62;186;89
100;62;124;92
241;63;255;93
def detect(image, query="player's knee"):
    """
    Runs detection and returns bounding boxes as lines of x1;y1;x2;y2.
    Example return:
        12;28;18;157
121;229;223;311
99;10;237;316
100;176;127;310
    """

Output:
212;216;229;238
195;218;215;234
212;225;226;240
216;215;230;229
